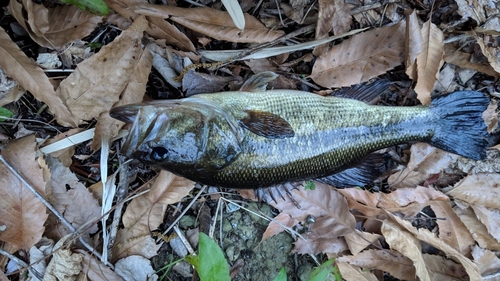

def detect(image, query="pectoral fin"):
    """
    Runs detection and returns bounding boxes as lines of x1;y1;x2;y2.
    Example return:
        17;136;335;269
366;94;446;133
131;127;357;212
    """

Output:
239;110;295;139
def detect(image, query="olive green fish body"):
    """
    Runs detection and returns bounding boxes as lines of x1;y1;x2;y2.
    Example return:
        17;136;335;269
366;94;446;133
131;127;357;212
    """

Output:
110;83;489;189
192;90;434;187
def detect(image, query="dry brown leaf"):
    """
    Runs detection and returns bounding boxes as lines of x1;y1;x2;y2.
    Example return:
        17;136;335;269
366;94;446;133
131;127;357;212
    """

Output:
262;213;299;241
310;21;406;88
315;0;352;38
387;213;482;281
336;262;378;281
267;182;356;255
388;143;459;188
146;16;196;52
423;254;468;280
92;48;153;150
429;201;475;256
381;219;431;281
0;135;48;253
57;16;148;125
337;249;417;281
482;101;499;133
338;185;448;216
182;71;237;96
104;0;196;52
471;246;500;276
414;19;444;105
135;4;284;43
9;2;101;50
444;44;499;78
405;10;422;80
112;190;165;261
453;206;500;251
344;230;381;255
76;249;123;281
293;234;348;256
148;170;195;205
446;173;500;209
470;206;500;243
43;156;101;242
0;26;75;127
44;235;83;281
270;182;356;234
476;36;500;74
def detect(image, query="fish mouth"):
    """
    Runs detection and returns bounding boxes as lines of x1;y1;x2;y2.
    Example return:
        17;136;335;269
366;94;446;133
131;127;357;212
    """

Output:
110;104;162;157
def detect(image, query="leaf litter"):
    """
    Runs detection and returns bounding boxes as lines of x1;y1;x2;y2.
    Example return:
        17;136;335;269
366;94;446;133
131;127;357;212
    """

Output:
0;0;499;280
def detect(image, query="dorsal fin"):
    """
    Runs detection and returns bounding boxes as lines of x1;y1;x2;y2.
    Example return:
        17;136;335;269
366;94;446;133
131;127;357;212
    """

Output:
239;110;295;139
239;72;279;92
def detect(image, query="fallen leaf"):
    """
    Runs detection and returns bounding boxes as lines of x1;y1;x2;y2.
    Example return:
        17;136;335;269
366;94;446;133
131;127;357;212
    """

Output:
344;230;381;255
112;189;165;262
446;173;500;209
405;10;422;80
337;249;417;281
56;16;148;124
453;206;500;251
148;170;195;205
315;0;352;38
414;19;444;105
429;201;475;256
482;100;499;133
0;135;48;253
0;26;75;127
135;4;284;43
42;156;101;242
9;2;102;50
470;206;500;243
336;262;379;281
310;21;406;88
182;71;237;96
381;219;431;281
92;48;153;150
262;213;299;241
114;255;158;281
146;16;197;52
267;182;356;255
388;143;459;188
471;246;500;276
444;44;499;78
76;249;123;281
423;254;467;280
44;235;83;281
387;213;482;281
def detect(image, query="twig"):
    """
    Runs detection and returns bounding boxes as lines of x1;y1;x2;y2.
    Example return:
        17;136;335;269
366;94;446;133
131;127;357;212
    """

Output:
0;248;43;280
157;185;207;244
0;155;110;267
173;225;194;255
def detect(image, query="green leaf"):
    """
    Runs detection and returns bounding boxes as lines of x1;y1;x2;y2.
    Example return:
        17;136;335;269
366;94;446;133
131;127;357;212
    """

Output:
0;107;13;122
271;267;287;281
305;180;315;190
59;0;109;16
310;259;342;281
186;232;231;281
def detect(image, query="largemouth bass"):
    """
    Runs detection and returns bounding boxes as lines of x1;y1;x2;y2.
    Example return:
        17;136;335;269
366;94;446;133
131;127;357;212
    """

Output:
110;73;490;189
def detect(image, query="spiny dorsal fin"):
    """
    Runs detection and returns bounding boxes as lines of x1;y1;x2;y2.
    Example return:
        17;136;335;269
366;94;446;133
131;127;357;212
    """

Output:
239;72;279;92
239;110;295;139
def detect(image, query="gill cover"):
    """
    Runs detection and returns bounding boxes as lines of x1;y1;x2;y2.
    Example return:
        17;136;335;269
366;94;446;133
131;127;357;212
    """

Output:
110;99;244;170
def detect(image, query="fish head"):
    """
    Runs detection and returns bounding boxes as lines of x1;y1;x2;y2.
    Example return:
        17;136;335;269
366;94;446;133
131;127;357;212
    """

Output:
110;99;243;176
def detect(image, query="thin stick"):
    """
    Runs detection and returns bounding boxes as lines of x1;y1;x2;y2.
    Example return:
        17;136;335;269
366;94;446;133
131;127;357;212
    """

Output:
0;248;43;280
0;155;109;267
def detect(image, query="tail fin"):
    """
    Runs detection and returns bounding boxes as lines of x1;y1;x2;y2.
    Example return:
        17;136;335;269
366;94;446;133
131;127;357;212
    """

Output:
430;91;490;160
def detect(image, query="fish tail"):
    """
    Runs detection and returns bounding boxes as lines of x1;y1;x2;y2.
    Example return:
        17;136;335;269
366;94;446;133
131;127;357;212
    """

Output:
430;90;490;160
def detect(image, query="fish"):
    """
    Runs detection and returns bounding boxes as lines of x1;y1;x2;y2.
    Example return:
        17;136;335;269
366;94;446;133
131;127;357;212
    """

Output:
109;72;490;189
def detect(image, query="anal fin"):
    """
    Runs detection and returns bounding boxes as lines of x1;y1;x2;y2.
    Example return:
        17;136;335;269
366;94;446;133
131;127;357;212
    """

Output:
317;153;389;188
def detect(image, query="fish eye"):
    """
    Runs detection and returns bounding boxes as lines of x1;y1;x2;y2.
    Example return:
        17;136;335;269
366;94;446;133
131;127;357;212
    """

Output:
151;147;169;162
